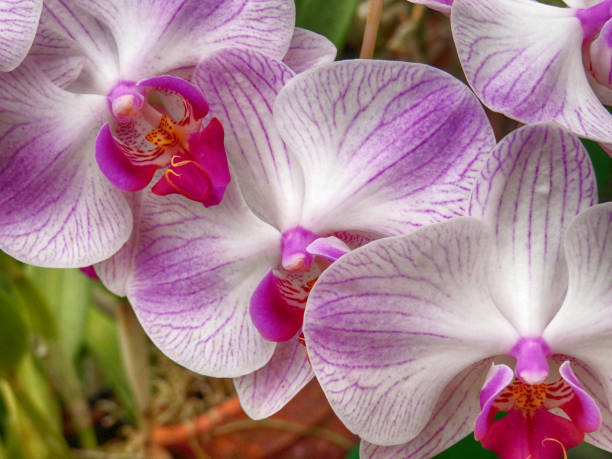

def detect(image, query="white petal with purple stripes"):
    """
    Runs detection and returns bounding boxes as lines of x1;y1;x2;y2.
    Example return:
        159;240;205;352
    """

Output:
283;27;336;74
408;0;452;15
234;339;314;419
0;63;131;267
304;217;518;444
127;184;282;376
193;48;304;230
468;124;596;336
71;0;295;79
452;0;612;142
274;59;494;237
360;361;492;459
0;0;42;71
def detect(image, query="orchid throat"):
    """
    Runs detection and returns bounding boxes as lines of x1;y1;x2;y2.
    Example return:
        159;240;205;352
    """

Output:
96;76;230;207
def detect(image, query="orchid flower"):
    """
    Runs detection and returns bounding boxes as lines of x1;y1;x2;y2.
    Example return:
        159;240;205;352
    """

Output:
302;123;612;459
94;52;495;418
443;0;612;150
0;0;42;71
0;0;296;268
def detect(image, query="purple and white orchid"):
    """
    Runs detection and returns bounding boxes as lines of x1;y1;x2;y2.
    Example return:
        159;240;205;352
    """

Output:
95;54;495;419
447;0;612;149
303;124;612;459
0;0;42;71
0;0;296;268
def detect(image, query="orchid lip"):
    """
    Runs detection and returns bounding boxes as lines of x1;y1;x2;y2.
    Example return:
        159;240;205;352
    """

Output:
509;337;551;385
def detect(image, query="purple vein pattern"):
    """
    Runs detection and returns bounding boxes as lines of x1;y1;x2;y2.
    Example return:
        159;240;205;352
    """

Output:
0;0;42;71
303;124;607;452
0;0;296;267
303;218;518;444
282;27;337;74
0;63;132;267
408;0;452;15
544;202;612;385
274;59;495;236
193;47;304;230
360;361;491;458
452;0;612;142
468;124;596;336
103;55;496;416
127;182;281;377
234;338;314;419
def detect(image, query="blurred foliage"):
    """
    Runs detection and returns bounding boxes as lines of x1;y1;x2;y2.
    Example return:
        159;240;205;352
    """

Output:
583;139;612;203
295;0;361;49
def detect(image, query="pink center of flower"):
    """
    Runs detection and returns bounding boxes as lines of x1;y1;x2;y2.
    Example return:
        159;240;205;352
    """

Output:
475;351;602;459
249;227;354;343
95;76;230;207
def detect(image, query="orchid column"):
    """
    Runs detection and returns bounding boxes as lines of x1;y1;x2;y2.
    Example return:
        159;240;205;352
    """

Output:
304;124;612;458
95;53;496;418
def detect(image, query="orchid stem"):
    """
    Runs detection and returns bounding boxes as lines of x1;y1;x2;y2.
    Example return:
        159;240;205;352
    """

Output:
360;0;385;59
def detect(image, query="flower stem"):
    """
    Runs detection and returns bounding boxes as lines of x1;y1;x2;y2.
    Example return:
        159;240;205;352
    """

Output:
360;0;385;59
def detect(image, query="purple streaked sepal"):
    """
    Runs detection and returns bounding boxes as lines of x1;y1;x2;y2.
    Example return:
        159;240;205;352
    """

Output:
304;217;518;444
0;0;43;71
234;339;314;419
282;27;336;73
407;0;452;15
452;0;612;143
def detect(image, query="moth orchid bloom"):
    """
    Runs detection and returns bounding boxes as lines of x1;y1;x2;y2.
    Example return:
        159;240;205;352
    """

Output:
448;0;612;151
304;124;612;459
0;0;295;268
95;51;495;419
0;0;42;71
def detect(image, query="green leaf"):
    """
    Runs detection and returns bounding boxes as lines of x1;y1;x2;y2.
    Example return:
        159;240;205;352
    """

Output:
84;306;138;422
434;434;497;458
581;139;612;203
26;267;92;359
0;290;28;378
295;0;360;49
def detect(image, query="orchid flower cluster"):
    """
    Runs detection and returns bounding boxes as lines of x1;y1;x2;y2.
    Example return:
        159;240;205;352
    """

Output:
1;0;612;458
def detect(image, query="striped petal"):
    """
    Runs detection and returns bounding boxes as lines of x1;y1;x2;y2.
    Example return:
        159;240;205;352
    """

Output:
193;47;304;230
0;63;132;267
274;59;495;237
234;339;313;419
544;203;612;406
452;0;612;142
126;183;282;377
73;0;295;80
360;360;492;459
283;27;336;74
0;0;42;71
303;217;518;445
468;124;596;336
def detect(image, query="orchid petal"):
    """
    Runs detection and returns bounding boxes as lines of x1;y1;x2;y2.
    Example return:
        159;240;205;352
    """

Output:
0;63;132;267
563;0;603;7
306;236;350;262
452;0;612;142
568;358;612;451
249;270;304;342
194;47;304;230
274;59;494;237
544;203;612;406
303;217;518;444
234;339;313;419
95;192;143;297
283;27;337;74
408;0;452;15
127;184;281;376
468;124;596;336
75;0;295;80
360;360;493;459
0;0;42;71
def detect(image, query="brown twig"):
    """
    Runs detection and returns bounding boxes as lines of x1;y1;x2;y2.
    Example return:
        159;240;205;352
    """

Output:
360;0;385;58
